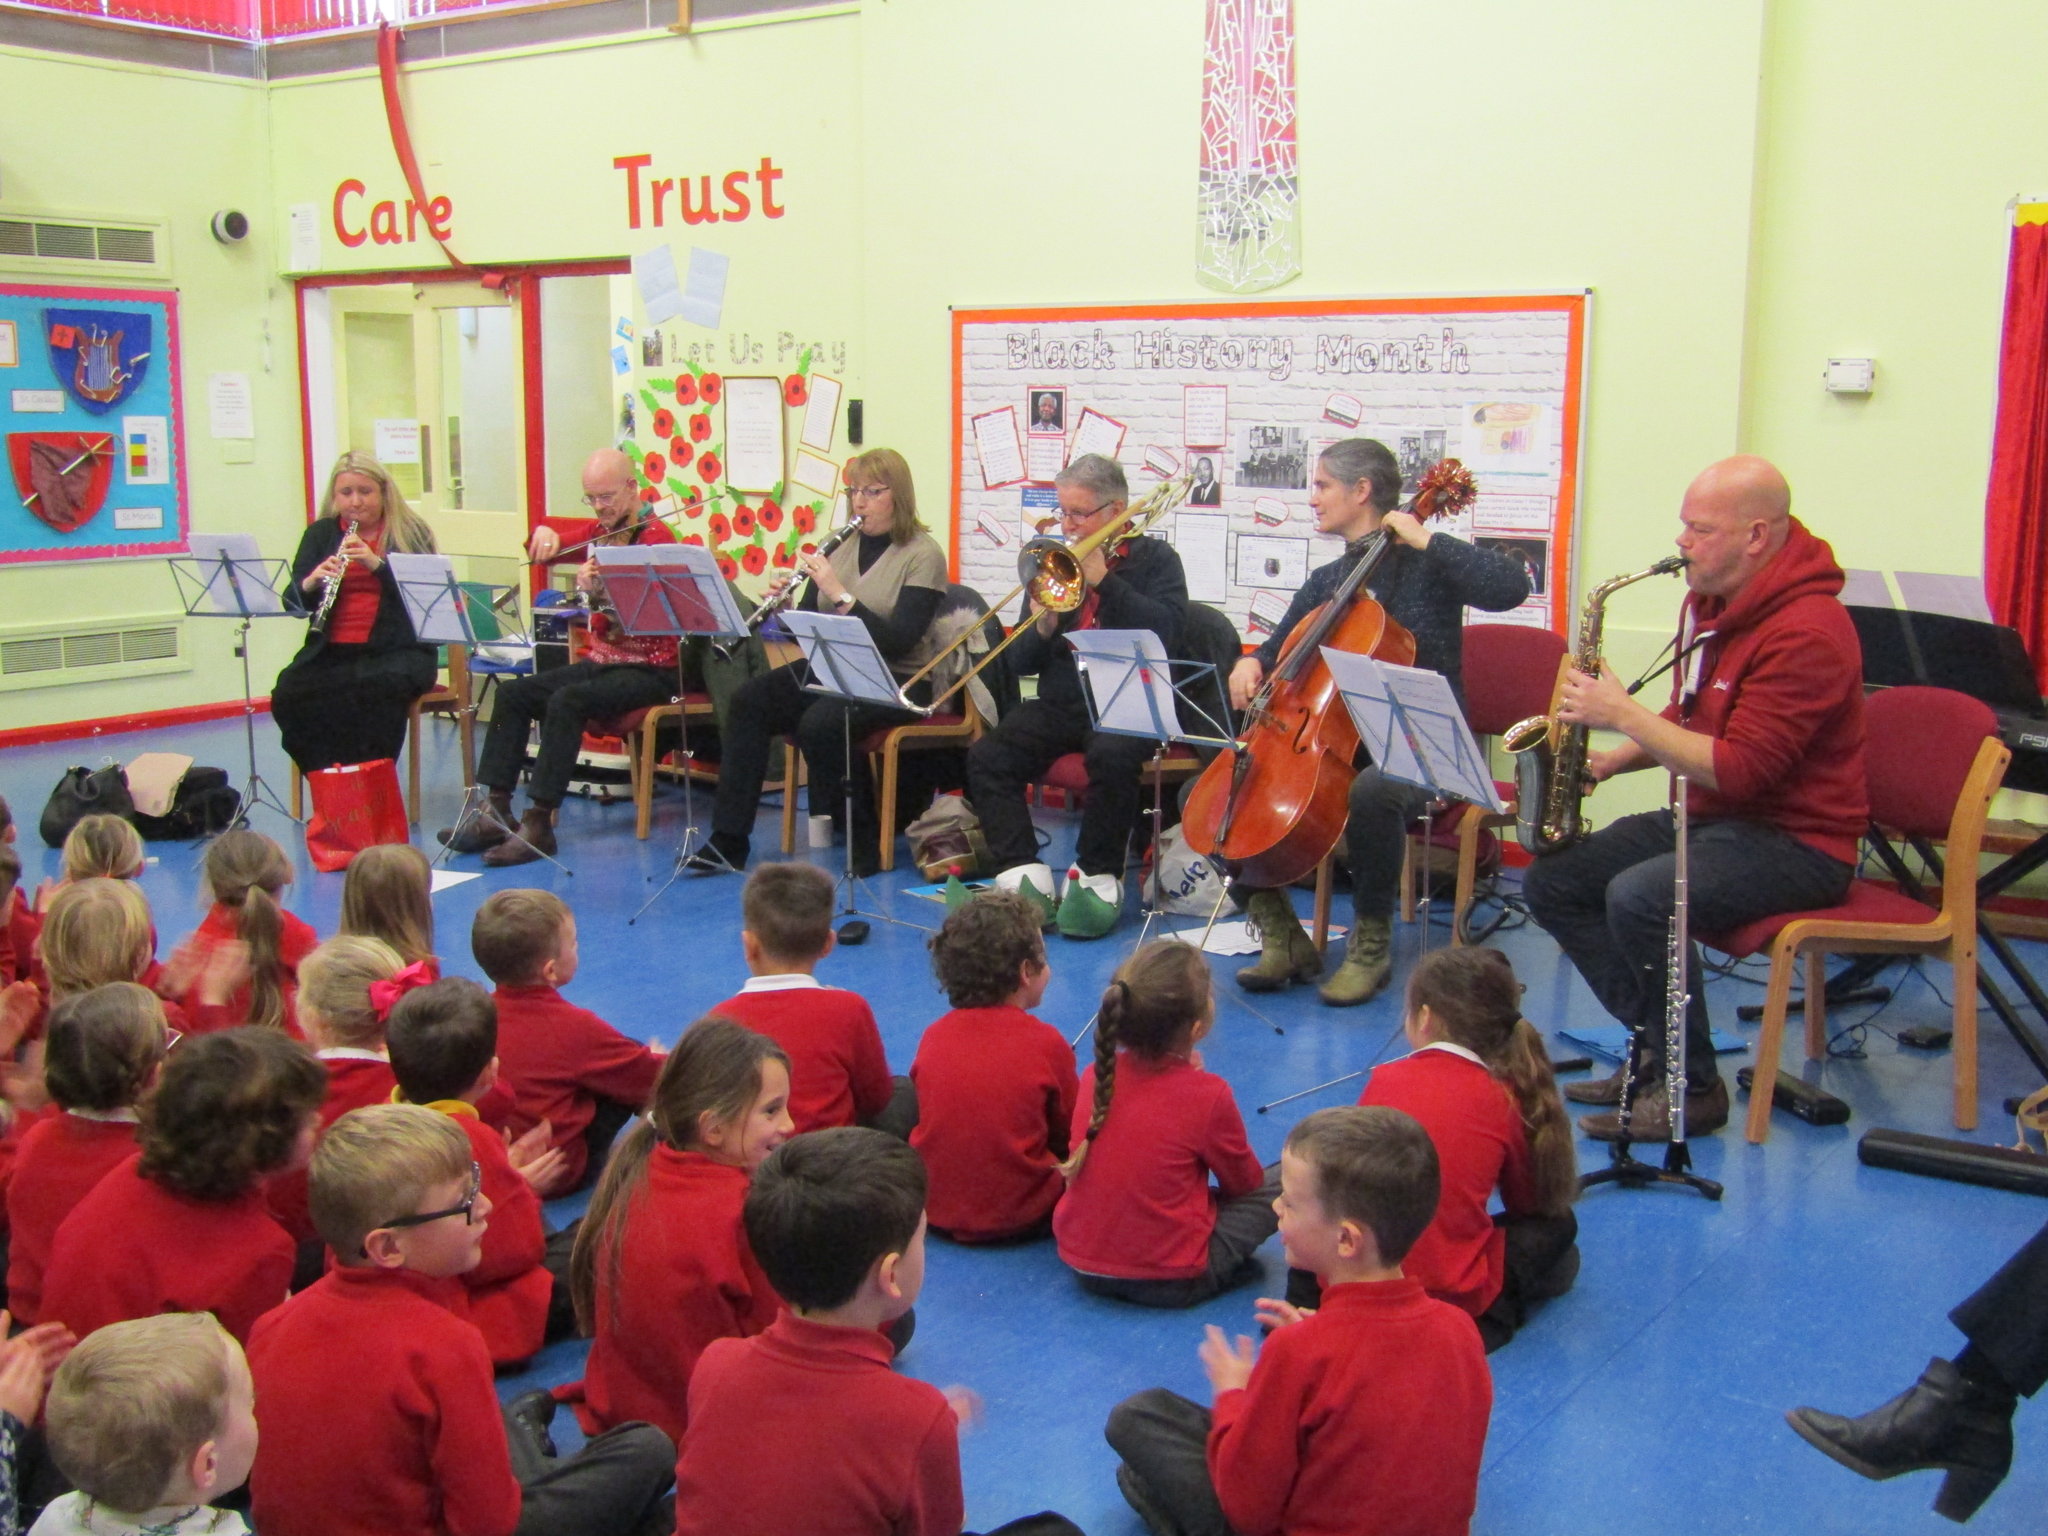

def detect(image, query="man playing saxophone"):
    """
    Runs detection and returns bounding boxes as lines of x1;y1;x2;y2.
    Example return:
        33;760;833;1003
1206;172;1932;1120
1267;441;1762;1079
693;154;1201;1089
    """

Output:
1523;455;1868;1139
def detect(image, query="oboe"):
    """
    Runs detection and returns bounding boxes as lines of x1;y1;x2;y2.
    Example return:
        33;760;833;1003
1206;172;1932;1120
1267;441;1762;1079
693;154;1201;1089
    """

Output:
309;518;357;633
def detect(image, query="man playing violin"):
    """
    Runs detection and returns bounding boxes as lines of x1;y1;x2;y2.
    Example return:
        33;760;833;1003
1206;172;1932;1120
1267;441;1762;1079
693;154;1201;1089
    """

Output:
440;447;679;867
1226;438;1530;1004
967;454;1189;939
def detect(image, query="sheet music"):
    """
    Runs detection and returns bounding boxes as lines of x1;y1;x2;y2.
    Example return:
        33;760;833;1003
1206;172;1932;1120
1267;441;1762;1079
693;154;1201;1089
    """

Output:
780;610;908;707
1320;648;1505;813
595;544;747;638
387;553;476;645
1067;629;1181;742
185;534;286;616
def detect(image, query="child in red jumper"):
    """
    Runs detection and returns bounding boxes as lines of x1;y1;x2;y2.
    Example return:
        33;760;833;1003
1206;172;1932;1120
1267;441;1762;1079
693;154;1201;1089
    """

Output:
0;841;42;992
43;1027;326;1345
247;1104;674;1536
162;828;319;1034
676;1127;1082;1536
1348;946;1579;1350
1054;940;1278;1307
473;889;663;1194
567;1016;792;1448
910;891;1077;1242
6;983;167;1324
36;879;220;1040
709;863;913;1137
1108;1106;1493;1536
388;975;574;1365
339;841;440;970
58;814;145;885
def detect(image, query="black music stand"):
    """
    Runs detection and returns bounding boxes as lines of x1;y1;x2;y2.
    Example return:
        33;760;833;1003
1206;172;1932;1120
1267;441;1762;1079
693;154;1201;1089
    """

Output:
598;544;749;924
780;610;932;935
168;535;298;830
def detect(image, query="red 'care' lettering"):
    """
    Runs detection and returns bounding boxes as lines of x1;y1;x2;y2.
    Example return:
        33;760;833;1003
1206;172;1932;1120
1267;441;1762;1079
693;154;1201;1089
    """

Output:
612;156;787;230
332;179;455;248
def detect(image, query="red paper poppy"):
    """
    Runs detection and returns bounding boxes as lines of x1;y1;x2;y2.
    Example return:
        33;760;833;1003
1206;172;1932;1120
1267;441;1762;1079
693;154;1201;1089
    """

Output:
716;554;738;581
689;413;712;444
799;541;818;556
697;452;722;482
682;533;705;547
669;436;690;462
639;486;662;503
793;504;817;535
783;374;808;407
675;375;699;406
643;452;666;482
710;513;731;544
679;485;703;508
699;373;723;404
651;408;676;439
771;545;794;568
741;545;768;576
732;506;757;538
757;499;783;531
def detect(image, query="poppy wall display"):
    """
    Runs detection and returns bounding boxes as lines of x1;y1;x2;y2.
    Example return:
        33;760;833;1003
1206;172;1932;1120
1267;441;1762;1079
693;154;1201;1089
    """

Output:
0;283;189;565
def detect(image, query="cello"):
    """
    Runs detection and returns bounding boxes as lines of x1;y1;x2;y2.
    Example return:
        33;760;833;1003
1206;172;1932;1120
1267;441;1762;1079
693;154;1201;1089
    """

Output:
1181;458;1478;889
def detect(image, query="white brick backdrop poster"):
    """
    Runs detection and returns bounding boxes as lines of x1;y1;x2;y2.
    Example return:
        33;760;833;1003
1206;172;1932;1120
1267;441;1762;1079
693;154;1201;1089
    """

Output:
949;297;1587;648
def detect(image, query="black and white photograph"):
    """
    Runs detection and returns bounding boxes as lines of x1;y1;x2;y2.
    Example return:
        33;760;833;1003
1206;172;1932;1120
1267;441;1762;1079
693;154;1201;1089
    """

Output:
1235;423;1308;489
1188;453;1222;504
1475;535;1548;596
1027;388;1066;434
1397;427;1448;492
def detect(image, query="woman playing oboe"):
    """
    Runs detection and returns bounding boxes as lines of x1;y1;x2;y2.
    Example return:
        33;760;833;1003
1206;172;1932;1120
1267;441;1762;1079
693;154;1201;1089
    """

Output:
272;451;440;773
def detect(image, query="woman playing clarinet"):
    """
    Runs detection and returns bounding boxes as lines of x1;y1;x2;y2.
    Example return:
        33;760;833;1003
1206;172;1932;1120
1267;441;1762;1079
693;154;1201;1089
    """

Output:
272;451;440;774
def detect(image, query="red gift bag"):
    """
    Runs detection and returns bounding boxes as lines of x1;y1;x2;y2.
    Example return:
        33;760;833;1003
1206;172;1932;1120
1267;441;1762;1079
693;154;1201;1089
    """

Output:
303;759;409;872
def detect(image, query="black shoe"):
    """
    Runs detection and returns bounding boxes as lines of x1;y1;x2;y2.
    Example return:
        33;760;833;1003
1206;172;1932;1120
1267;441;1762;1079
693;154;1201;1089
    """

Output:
506;1388;559;1460
1115;1464;1186;1536
684;833;749;875
1787;1357;2016;1523
1580;1076;1729;1141
483;808;558;868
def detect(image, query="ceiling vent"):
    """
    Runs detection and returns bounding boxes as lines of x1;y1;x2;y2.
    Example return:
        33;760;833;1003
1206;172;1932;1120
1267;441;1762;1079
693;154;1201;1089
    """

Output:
0;211;170;278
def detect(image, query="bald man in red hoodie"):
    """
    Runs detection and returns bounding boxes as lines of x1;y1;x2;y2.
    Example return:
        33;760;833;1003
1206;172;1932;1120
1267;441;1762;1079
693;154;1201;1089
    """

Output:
1523;456;1868;1139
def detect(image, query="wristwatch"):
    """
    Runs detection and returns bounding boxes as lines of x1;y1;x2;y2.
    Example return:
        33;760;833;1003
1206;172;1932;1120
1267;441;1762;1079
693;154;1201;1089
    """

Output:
833;592;857;613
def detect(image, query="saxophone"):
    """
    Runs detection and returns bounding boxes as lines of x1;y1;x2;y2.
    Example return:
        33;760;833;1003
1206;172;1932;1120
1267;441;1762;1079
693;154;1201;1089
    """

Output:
1502;554;1687;853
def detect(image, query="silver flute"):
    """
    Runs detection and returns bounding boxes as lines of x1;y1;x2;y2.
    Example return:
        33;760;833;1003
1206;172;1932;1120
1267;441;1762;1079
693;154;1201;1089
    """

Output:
309;517;358;633
1664;777;1692;1146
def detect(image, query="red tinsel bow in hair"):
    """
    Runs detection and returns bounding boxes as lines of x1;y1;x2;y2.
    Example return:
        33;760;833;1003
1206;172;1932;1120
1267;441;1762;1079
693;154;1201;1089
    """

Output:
368;961;437;1022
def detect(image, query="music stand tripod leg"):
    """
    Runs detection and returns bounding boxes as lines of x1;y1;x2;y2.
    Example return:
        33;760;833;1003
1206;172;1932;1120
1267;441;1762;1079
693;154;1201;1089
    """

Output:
228;615;301;832
829;703;929;935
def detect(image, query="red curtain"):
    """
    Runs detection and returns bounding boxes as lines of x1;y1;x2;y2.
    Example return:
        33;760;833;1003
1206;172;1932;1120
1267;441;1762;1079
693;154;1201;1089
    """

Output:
1986;213;2048;694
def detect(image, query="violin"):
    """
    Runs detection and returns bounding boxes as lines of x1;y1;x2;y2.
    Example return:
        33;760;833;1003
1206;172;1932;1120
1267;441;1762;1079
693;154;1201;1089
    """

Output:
1181;458;1478;889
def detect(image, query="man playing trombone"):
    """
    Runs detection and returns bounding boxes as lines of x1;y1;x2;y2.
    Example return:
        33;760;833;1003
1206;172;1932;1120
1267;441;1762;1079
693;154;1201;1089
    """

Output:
440;447;679;866
966;454;1189;939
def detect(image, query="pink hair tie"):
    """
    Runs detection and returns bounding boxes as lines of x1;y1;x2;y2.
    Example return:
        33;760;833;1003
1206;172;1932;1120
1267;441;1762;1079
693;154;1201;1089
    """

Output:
368;960;437;1022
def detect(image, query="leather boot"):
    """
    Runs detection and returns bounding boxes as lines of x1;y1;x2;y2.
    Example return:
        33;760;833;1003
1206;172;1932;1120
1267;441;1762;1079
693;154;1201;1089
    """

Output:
1319;916;1392;1007
1563;1068;1628;1106
484;806;558;867
438;792;513;854
1580;1075;1729;1141
1235;890;1323;992
1787;1357;2016;1523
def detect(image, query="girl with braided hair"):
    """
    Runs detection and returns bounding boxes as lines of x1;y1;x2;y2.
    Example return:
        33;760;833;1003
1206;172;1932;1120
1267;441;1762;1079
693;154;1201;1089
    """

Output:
1053;941;1280;1308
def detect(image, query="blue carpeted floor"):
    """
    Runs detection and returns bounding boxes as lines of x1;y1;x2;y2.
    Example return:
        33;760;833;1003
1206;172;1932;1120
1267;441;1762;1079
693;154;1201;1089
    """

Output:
5;709;2044;1534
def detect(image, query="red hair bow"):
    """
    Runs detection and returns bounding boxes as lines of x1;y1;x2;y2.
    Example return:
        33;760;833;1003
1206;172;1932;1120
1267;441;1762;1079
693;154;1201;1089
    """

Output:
368;960;437;1022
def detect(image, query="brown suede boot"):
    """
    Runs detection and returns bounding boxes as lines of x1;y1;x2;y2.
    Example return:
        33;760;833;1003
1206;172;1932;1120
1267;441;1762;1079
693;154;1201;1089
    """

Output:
484;805;558;867
1319;916;1393;1007
1235;890;1323;992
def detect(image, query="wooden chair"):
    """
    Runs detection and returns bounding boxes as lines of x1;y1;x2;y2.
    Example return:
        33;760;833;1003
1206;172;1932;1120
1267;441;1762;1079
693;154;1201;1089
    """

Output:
289;645;474;827
1698;686;2010;1144
632;692;719;839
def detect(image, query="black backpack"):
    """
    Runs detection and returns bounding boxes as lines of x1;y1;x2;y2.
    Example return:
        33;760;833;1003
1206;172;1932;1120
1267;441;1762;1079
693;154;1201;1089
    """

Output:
130;766;242;841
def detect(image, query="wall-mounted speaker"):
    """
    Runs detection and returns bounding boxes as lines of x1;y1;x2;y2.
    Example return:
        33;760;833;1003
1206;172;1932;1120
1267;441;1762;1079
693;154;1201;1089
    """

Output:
210;210;249;244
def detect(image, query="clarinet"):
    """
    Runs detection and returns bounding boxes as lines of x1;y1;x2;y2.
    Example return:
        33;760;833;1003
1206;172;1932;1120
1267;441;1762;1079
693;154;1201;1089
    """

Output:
714;517;861;660
1664;776;1691;1146
309;518;358;633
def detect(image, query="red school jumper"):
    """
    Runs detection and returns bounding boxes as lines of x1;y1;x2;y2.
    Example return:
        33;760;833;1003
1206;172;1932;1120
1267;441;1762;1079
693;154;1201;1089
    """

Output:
1054;1052;1263;1281
266;1050;401;1245
0;895;41;988
164;902;321;1034
5;1109;142;1324
709;974;892;1133
572;1145;781;1447
674;1313;962;1536
43;1153;294;1345
1208;1278;1493;1536
1361;1045;1536;1317
248;1263;522;1536
910;1004;1078;1241
419;1098;552;1366
490;983;662;1190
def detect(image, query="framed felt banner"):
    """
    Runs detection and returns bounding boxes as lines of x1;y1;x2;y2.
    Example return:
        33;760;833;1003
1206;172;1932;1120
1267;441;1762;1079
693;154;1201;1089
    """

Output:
0;282;189;566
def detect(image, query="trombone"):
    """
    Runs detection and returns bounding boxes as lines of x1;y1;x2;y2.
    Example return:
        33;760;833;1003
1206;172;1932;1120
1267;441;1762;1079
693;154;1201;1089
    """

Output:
895;470;1195;716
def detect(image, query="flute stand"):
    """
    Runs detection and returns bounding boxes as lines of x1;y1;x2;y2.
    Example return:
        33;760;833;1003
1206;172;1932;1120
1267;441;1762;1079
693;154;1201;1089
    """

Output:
168;544;299;832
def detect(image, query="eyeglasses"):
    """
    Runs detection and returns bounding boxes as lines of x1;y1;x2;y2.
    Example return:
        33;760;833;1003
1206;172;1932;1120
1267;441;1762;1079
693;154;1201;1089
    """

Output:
581;487;634;508
379;1161;483;1235
850;485;891;501
1062;502;1113;521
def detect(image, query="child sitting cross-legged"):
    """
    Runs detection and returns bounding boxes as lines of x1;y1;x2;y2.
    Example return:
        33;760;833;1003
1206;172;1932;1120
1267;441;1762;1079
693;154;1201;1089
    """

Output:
708;864;914;1137
338;843;439;972
34;1313;256;1536
57;816;145;887
568;1017;792;1448
387;975;575;1366
473;890;663;1195
160;829;318;1036
674;1127;1082;1536
1106;1106;1493;1536
1054;940;1279;1307
909;891;1077;1243
246;1104;674;1536
0;841;40;990
5;983;167;1326
44;1028;325;1347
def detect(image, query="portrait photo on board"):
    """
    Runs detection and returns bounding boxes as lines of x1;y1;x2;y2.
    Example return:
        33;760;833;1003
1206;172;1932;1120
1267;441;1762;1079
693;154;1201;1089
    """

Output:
1027;388;1066;435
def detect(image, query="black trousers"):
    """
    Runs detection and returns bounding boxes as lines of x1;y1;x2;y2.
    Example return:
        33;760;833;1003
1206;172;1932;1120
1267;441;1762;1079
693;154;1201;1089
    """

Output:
711;664;920;848
1104;1388;1233;1536
476;661;675;808
1521;809;1852;1087
862;1075;920;1141
968;698;1161;878
1952;1214;2048;1398
503;1404;674;1536
273;642;436;773
1340;765;1432;921
1074;1163;1280;1309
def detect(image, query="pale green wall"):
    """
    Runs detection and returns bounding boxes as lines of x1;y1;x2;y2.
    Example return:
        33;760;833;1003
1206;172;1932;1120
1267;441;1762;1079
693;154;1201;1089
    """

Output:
1;0;2042;790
